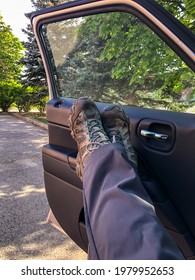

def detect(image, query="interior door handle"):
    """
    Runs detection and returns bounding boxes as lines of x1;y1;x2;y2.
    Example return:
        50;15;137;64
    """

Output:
140;130;168;140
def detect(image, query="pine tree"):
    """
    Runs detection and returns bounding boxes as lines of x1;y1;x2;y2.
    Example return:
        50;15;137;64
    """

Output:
21;0;63;89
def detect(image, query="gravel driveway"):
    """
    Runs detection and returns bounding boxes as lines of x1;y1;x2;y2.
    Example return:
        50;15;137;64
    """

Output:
0;113;86;260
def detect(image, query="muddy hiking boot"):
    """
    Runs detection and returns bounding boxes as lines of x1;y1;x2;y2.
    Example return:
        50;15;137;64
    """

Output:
101;105;137;165
69;97;110;180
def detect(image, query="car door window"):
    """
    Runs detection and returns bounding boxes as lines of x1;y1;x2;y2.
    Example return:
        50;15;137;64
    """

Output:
41;12;195;113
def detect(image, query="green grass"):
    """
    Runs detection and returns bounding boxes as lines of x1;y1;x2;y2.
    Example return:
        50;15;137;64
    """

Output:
34;117;48;124
19;112;47;124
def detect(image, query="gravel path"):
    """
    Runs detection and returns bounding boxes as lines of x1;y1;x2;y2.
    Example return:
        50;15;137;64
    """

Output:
0;113;87;260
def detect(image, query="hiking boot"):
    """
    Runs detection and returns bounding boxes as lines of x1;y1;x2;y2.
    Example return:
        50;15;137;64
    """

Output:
101;105;137;165
69;97;110;180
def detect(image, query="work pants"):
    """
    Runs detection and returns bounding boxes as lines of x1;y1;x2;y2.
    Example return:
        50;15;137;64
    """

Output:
83;143;184;260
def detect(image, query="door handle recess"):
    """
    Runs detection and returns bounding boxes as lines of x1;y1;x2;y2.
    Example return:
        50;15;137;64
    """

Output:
140;130;168;141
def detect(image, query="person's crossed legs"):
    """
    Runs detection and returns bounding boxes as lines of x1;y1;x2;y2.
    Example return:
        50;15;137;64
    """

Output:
69;97;184;260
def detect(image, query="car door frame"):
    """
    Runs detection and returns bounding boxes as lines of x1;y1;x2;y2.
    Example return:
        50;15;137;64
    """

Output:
29;0;195;101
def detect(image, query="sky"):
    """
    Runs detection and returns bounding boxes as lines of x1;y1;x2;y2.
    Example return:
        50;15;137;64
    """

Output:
0;0;35;41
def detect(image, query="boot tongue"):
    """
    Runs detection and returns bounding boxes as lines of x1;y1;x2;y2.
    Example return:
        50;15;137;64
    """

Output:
105;118;116;128
85;107;96;118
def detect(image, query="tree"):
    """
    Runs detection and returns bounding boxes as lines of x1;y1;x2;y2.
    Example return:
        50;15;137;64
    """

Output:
0;15;24;111
19;0;64;112
157;0;195;33
21;0;195;112
42;16;130;104
75;2;195;109
21;0;64;89
0;80;23;112
54;24;128;103
0;15;23;82
21;24;46;89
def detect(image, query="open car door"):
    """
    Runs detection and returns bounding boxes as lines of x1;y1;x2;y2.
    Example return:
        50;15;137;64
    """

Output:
30;0;195;259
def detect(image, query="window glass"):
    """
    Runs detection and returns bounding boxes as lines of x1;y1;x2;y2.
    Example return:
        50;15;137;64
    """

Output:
41;12;195;113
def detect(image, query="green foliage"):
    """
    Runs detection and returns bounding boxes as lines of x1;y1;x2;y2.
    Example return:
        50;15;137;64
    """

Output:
27;0;195;113
0;80;22;112
33;90;48;113
14;86;34;112
21;24;47;89
0;92;13;112
20;0;63;111
43;17;130;104
14;86;48;113
0;15;24;82
74;4;195;111
21;0;64;89
0;15;24;111
166;102;192;112
156;0;195;33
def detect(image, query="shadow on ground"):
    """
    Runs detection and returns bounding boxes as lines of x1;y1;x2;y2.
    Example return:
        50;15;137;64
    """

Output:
0;114;87;260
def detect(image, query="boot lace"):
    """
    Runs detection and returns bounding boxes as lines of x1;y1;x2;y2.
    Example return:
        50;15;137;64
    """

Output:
87;119;109;152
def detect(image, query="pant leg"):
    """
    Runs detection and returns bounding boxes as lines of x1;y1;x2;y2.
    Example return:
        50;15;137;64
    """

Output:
82;143;184;260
